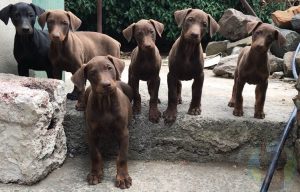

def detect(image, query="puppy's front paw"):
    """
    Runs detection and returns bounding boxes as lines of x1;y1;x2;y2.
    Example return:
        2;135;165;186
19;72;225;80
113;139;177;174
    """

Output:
87;172;102;185
116;173;132;189
188;107;201;115
254;112;265;119
149;108;161;123
233;109;244;117
163;109;177;124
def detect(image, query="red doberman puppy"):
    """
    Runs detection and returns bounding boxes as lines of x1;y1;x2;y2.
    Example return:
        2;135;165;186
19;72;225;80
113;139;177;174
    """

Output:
163;8;219;124
228;21;286;119
72;55;132;189
38;10;120;110
123;19;164;123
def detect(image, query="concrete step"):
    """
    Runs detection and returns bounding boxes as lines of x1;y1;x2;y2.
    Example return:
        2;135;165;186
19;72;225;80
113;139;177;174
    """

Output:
0;156;299;192
63;63;298;167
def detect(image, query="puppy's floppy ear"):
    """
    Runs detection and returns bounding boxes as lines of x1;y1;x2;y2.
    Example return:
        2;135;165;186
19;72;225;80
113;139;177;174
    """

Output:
107;55;125;80
275;30;286;46
71;65;87;92
0;4;12;25
122;23;135;42
207;14;219;38
174;8;192;27
38;11;50;30
149;19;164;37
246;21;263;34
30;3;45;16
67;11;82;31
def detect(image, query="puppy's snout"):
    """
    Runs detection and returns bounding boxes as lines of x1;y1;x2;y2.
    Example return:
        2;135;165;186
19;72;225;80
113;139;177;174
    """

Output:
51;32;61;41
22;27;30;33
143;43;152;49
190;32;200;39
101;81;111;89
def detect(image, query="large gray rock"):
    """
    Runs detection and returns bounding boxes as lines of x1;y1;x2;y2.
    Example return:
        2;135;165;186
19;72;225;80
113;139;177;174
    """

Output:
283;51;295;77
269;53;284;74
271;28;300;58
212;54;238;78
205;40;229;56
218;9;261;41
0;74;67;185
291;14;300;33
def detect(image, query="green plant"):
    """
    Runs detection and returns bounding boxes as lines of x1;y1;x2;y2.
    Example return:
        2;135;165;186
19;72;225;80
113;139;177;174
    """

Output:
65;0;286;48
248;0;286;23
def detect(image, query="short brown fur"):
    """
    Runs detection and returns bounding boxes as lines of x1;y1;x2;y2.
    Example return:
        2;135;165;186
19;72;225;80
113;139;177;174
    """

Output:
163;8;219;124
123;19;164;123
228;21;286;119
38;10;121;110
71;56;133;189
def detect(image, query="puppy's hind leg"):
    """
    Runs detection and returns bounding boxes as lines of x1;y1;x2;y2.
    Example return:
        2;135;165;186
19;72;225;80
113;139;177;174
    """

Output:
228;70;238;108
177;80;182;104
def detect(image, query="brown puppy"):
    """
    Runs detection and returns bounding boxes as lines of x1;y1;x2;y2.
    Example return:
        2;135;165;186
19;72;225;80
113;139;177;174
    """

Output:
123;19;164;123
228;21;286;119
72;56;132;189
163;8;219;124
38;10;120;110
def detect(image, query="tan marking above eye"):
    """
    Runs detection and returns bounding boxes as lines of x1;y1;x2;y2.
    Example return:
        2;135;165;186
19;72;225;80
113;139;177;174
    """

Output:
187;17;194;22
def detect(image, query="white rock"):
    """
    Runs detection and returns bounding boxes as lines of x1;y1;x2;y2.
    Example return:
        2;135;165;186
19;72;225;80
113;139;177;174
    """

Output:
0;74;67;185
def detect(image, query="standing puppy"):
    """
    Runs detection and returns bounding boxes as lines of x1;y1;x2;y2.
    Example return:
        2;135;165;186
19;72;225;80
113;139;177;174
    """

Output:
123;19;164;123
228;21;286;119
0;3;53;77
38;10;120;110
163;8;219;124
72;56;132;189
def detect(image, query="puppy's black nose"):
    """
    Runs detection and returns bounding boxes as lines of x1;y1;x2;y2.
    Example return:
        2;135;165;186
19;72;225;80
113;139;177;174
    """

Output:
190;33;200;39
102;81;111;89
22;27;30;33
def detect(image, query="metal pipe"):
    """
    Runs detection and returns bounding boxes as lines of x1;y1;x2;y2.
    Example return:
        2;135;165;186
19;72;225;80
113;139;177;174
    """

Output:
260;108;297;192
260;43;300;192
240;0;258;17
97;0;102;33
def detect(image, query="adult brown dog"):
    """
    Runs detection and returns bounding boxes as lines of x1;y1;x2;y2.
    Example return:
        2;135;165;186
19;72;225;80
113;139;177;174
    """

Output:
163;8;219;124
123;19;164;123
228;21;286;119
72;55;132;189
38;10;120;110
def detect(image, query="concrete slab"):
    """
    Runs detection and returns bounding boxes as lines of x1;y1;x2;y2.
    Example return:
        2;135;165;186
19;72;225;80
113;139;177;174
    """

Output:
0;156;299;192
63;59;298;166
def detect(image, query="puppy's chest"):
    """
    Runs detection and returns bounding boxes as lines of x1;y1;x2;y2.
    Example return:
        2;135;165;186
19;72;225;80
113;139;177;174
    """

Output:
132;60;160;79
240;62;269;84
174;57;203;79
89;110;122;130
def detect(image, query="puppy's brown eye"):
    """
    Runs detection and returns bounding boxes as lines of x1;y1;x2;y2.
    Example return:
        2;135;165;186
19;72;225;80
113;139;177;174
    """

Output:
187;17;194;22
62;21;68;25
107;65;113;70
203;22;207;27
